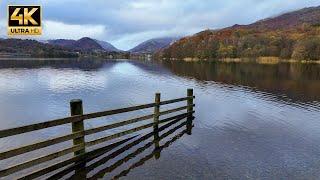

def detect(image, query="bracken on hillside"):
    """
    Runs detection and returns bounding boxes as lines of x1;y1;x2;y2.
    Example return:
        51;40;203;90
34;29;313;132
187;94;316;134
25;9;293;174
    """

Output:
156;6;320;61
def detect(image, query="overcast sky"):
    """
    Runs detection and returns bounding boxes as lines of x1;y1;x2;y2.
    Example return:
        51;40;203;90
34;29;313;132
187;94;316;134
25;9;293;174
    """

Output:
0;0;319;50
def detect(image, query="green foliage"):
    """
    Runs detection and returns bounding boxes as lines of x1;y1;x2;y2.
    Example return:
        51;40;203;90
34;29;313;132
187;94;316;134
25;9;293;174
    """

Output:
217;44;236;58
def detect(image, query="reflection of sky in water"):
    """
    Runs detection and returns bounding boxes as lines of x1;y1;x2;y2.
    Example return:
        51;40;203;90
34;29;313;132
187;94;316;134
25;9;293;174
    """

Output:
110;62;143;76
37;69;109;93
0;60;319;179
0;70;35;94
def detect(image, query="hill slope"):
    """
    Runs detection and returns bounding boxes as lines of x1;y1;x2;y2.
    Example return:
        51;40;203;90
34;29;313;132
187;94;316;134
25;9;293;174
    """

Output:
94;39;121;52
0;39;78;57
48;37;104;51
130;37;178;54
247;6;320;30
157;6;320;61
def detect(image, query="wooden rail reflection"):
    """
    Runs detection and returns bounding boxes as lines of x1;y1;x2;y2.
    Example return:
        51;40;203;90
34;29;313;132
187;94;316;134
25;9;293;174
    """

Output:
0;89;195;179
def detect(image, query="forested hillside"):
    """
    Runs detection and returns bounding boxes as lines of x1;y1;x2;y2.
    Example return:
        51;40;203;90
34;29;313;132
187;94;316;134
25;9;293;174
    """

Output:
156;6;320;61
0;39;79;58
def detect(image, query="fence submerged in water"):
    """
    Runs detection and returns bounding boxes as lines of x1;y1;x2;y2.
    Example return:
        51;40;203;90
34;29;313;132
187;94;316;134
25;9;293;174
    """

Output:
0;89;195;179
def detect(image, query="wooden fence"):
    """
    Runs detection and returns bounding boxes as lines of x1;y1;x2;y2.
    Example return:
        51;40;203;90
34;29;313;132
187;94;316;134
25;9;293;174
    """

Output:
0;89;195;179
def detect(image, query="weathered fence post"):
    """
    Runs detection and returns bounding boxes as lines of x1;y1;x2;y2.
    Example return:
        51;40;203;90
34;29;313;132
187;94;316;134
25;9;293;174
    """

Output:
153;93;161;159
70;99;86;179
187;89;193;135
70;99;85;155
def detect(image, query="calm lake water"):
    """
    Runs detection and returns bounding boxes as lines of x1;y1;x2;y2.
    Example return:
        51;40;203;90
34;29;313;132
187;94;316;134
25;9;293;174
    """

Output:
0;59;319;179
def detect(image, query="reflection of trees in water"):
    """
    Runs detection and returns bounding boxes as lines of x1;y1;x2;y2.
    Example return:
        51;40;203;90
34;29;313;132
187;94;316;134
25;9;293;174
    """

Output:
125;60;173;75
161;61;320;102
1;59;318;102
0;59;171;73
0;59;117;71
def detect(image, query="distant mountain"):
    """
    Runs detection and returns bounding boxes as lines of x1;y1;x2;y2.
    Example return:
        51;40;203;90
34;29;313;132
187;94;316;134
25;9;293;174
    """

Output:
94;39;121;52
0;37;130;58
157;6;320;61
0;38;78;57
130;37;179;54
48;37;104;51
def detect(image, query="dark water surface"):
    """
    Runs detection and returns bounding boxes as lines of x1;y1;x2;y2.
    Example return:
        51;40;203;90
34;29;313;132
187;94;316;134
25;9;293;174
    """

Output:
0;59;319;179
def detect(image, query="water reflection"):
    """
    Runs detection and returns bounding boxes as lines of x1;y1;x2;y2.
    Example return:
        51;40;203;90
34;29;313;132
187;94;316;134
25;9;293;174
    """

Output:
18;115;192;179
0;58;117;70
159;60;320;102
0;59;319;179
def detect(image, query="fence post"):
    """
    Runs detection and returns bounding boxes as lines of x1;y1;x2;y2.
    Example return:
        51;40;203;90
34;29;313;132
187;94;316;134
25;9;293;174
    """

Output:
153;93;161;159
187;89;193;135
70;99;85;156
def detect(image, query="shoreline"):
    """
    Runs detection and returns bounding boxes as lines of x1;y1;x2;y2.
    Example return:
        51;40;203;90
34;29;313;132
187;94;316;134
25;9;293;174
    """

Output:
162;57;320;64
0;56;319;65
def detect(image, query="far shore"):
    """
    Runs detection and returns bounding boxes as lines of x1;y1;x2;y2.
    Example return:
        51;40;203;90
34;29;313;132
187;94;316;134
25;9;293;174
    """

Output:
163;57;320;64
0;56;320;65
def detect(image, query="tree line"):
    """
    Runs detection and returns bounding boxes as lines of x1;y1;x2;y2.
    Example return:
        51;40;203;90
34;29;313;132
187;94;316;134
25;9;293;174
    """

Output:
158;25;320;61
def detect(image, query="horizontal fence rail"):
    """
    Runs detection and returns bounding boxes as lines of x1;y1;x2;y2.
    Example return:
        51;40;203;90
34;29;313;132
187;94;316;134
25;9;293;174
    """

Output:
0;89;195;179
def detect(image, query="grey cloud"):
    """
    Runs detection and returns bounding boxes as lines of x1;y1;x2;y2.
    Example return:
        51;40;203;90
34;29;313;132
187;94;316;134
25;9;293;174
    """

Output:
1;0;319;50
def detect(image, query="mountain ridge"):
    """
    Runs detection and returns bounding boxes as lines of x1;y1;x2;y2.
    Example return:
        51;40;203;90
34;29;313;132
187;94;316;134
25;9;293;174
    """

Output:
129;37;179;54
94;39;121;52
0;38;79;57
48;37;104;51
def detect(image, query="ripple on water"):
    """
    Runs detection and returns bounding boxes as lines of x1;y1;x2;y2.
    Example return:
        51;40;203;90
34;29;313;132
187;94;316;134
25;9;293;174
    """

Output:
0;60;319;179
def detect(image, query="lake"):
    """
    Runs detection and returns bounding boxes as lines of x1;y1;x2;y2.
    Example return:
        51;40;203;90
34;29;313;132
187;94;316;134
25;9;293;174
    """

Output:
0;59;319;179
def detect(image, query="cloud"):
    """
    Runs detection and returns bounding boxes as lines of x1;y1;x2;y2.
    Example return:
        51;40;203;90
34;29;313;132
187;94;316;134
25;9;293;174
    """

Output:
42;21;106;40
0;19;106;41
0;20;6;38
1;0;319;50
